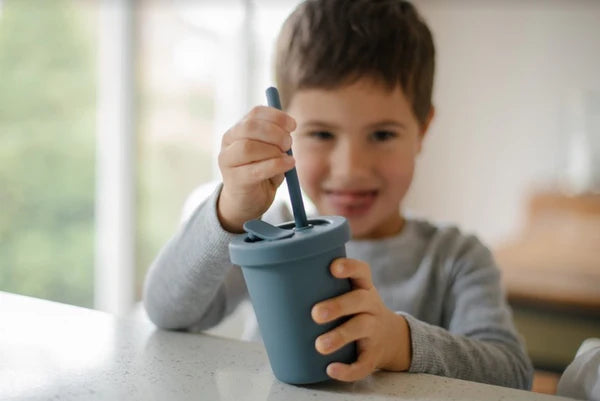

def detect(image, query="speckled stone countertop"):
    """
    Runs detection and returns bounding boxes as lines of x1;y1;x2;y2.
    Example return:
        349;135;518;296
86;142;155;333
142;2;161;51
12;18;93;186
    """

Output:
0;291;574;401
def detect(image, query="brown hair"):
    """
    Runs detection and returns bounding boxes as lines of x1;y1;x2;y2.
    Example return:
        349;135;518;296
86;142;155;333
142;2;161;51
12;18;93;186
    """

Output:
275;0;435;127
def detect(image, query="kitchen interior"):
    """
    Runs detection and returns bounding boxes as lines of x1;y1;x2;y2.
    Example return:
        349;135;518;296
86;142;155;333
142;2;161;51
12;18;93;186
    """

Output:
0;0;598;397
207;0;600;394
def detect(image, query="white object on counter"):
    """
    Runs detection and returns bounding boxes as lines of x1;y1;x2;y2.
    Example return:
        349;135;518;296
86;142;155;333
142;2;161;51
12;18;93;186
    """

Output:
557;338;600;401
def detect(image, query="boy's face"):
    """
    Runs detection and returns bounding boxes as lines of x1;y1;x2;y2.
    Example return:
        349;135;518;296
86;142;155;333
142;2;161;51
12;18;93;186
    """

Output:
287;78;431;239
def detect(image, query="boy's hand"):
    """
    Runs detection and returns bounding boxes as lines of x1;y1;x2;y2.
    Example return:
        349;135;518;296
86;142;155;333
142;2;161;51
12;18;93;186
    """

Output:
217;106;296;233
311;258;412;382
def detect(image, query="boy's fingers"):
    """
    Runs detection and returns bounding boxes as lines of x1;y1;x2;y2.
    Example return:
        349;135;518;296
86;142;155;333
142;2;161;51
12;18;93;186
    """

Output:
222;118;293;152
219;139;288;168
269;173;285;189
229;155;295;186
315;313;371;355
246;105;296;132
326;352;377;382
245;106;296;132
312;289;372;324
330;258;374;290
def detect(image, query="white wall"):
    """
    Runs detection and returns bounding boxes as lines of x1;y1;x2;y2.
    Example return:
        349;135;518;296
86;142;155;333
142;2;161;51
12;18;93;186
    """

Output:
405;0;600;245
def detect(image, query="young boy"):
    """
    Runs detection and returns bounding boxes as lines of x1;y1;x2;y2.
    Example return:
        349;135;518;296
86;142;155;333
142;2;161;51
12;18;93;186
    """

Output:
143;0;533;389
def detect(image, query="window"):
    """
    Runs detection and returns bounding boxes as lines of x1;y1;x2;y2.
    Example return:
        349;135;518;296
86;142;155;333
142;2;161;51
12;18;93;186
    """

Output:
134;0;241;297
0;0;97;307
133;0;300;298
0;0;300;312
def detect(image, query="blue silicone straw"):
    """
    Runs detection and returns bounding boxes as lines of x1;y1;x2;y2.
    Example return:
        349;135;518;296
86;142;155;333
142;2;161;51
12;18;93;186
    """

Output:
265;87;309;229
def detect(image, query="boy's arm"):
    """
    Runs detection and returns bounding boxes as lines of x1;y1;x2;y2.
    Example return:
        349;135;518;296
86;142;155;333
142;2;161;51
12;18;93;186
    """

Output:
311;234;532;388
143;183;246;331
144;104;295;331
401;237;534;390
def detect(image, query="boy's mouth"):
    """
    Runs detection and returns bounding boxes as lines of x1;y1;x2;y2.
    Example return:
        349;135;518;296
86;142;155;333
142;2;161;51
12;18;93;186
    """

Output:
323;189;378;217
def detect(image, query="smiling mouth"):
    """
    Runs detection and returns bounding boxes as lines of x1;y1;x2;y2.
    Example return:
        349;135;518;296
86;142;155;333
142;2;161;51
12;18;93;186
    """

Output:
323;189;378;216
325;189;378;199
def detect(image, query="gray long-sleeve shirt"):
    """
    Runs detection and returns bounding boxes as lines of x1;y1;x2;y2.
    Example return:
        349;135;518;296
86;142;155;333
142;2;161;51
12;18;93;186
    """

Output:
143;182;533;389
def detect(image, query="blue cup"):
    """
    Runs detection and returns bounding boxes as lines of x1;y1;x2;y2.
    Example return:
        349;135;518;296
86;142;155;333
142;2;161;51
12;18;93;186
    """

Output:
229;216;357;384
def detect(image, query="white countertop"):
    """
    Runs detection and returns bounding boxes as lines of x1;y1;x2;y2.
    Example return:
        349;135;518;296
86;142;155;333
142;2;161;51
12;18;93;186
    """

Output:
0;291;573;401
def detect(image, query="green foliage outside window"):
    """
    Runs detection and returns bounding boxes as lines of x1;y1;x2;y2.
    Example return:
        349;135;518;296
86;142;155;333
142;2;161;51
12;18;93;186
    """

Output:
0;1;96;307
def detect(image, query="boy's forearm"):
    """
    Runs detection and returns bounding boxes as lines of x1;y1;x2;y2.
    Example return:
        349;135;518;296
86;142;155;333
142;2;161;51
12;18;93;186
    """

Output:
381;313;412;372
143;185;238;330
401;314;533;389
217;188;250;233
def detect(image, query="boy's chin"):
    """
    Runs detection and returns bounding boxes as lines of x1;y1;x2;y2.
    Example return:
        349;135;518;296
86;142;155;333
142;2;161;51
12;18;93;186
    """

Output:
313;202;391;238
346;215;404;240
347;219;378;240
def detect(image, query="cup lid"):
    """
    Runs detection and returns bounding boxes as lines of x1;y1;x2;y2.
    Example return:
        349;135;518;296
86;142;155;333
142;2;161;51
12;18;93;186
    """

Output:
229;216;349;266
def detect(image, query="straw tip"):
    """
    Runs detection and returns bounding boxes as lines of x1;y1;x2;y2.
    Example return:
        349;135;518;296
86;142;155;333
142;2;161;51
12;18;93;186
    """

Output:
265;87;282;110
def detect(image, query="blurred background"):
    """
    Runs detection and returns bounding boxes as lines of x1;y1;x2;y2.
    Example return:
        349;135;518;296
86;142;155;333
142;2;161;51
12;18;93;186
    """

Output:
0;0;598;394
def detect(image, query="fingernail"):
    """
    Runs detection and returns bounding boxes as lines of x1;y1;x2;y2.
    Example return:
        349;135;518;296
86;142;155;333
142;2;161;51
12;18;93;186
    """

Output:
318;335;332;351
326;363;338;376
318;307;329;320
335;263;345;274
284;135;292;150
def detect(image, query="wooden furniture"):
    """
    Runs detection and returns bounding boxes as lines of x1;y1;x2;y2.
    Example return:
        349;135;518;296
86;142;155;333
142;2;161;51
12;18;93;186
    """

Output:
495;192;600;312
532;371;561;395
494;192;600;375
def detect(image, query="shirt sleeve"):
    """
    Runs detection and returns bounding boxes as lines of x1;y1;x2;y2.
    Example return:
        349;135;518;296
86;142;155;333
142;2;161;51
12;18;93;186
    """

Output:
142;182;248;331
401;234;534;390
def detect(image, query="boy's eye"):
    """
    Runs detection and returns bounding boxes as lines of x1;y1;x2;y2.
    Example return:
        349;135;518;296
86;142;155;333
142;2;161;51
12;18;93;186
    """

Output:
371;130;398;142
309;131;334;140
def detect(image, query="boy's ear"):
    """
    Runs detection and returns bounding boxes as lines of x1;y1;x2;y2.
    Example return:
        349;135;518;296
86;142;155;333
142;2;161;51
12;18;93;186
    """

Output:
417;106;435;153
420;106;435;137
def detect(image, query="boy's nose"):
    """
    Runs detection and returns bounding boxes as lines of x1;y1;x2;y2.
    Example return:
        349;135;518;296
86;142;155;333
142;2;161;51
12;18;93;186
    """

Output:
330;140;371;180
